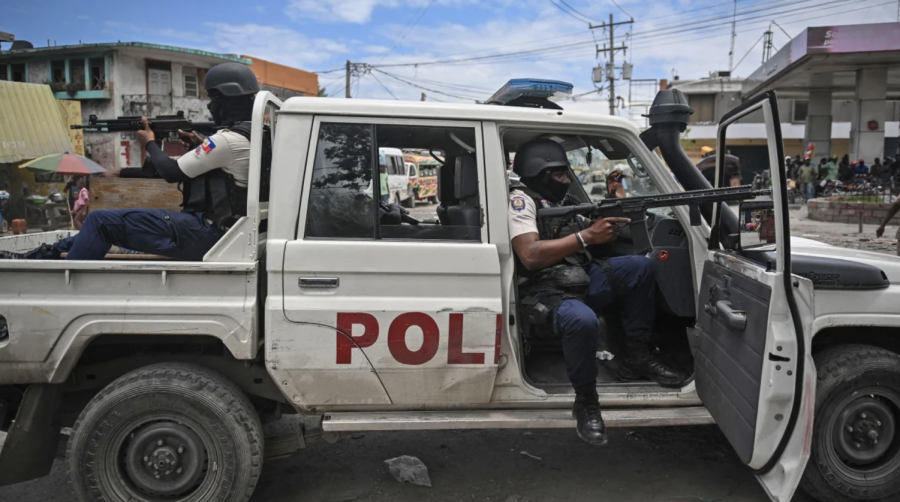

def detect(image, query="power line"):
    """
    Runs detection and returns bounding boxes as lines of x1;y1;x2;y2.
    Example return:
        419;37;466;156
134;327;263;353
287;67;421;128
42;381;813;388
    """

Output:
368;0;851;69
311;67;346;74
733;32;765;71
559;0;601;21
368;71;399;100
374;69;479;101
548;0;592;24
384;0;437;55
608;0;633;19
629;0;890;52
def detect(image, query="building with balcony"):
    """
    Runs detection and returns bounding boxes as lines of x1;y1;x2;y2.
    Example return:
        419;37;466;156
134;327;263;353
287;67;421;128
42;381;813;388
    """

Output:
0;41;318;170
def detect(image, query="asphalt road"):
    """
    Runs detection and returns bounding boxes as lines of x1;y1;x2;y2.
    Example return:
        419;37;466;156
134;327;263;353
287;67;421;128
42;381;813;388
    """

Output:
0;425;817;502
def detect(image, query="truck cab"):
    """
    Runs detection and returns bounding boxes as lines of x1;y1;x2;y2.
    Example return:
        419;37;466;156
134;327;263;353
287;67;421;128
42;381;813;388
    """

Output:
0;85;898;502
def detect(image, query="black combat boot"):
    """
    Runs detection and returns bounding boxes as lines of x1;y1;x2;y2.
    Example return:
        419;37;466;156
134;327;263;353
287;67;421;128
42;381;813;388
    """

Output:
0;244;57;260
619;335;689;388
572;385;607;446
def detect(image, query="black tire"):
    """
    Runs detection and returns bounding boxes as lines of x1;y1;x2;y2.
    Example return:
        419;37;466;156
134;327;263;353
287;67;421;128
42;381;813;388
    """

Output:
67;363;263;502
402;191;415;208
428;196;438;205
801;344;900;502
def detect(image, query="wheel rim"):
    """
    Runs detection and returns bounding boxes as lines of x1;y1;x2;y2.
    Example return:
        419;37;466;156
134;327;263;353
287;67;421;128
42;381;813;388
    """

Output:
826;387;900;483
123;421;208;498
101;413;217;501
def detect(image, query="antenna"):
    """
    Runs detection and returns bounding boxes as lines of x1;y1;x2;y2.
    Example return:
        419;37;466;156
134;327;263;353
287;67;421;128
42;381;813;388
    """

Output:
728;0;738;71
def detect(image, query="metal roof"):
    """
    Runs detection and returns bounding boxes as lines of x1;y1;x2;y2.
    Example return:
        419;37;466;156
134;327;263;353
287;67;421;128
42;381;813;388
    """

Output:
0;81;74;163
743;23;900;99
279;97;641;135
0;42;252;65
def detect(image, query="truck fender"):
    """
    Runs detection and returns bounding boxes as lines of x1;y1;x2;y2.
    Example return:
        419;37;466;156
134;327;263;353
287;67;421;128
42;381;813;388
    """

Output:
0;384;62;486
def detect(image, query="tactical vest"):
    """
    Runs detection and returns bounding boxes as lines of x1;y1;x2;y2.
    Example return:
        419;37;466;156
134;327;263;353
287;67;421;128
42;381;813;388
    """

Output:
512;185;591;329
181;121;272;231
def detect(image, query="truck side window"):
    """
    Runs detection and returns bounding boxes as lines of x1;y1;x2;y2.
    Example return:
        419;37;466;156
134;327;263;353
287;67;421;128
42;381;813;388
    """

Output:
305;123;375;239
305;121;482;242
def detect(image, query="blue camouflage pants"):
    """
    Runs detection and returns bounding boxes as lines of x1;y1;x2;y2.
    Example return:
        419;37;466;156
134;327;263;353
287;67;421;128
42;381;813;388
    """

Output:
50;208;223;260
552;256;656;387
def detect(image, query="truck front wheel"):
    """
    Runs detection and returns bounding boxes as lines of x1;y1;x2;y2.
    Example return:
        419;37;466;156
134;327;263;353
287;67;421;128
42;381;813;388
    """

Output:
67;363;263;502
801;344;900;502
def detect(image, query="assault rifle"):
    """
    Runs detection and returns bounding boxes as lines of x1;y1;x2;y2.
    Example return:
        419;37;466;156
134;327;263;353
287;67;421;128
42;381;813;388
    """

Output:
537;184;771;254
71;111;217;139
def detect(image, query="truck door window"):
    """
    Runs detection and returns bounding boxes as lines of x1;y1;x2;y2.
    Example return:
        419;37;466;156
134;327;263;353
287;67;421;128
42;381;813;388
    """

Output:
305;123;376;239
305;122;482;242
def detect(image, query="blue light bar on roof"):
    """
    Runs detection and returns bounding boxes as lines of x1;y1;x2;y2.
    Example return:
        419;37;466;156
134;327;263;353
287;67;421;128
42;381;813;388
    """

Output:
486;78;574;106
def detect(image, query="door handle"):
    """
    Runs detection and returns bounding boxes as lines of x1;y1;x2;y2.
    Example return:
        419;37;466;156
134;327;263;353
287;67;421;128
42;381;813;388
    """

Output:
299;277;339;288
709;300;747;331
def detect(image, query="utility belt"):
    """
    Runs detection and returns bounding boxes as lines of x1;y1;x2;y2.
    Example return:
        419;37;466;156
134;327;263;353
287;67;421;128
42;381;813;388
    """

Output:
519;258;617;336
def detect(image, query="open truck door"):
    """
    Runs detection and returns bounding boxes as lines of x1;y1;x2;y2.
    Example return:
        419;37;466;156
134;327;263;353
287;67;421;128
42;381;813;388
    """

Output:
690;91;816;502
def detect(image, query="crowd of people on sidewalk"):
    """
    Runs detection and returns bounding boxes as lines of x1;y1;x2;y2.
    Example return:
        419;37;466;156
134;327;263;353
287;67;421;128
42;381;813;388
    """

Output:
786;153;900;203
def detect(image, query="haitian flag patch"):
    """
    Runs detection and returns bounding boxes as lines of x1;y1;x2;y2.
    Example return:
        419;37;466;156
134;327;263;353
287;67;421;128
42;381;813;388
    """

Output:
200;137;216;153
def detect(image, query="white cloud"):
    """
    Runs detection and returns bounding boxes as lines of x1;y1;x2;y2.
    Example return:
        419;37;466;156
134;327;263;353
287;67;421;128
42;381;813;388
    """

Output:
365;44;392;54
77;15;90;21
286;0;400;24
204;22;350;68
285;0;478;24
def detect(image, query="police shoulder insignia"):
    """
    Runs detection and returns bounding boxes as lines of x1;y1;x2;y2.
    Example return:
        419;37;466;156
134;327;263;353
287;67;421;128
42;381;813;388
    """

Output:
200;137;217;153
510;196;527;212
540;199;551;208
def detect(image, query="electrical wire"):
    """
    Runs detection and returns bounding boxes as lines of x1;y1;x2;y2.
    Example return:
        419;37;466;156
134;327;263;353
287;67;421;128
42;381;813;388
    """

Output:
769;20;793;39
369;71;399;99
559;0;600;21
374;69;480;101
732;33;765;71
384;0;437;55
369;0;856;69
608;0;633;20
630;0;891;52
629;0;869;46
548;0;592;24
311;67;346;74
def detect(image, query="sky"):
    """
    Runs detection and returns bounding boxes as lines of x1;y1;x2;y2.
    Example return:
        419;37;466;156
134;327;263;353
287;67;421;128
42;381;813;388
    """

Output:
3;0;896;116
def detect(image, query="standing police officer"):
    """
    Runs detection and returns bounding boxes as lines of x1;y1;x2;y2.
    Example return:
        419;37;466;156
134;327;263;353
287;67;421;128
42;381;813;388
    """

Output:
1;63;258;261
509;138;687;446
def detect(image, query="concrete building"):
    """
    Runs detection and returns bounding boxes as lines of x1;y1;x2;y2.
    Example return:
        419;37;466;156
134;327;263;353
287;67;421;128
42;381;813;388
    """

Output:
669;22;900;180
0;41;318;170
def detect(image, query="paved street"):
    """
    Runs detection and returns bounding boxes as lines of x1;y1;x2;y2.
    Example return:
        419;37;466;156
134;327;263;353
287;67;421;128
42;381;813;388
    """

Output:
0;425;817;502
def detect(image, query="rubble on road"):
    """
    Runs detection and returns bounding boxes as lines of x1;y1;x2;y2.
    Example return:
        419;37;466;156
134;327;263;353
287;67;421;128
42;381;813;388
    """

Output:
384;455;432;487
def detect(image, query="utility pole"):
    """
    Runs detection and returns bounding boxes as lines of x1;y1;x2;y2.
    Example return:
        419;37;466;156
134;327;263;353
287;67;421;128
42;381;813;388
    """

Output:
591;14;632;116
728;0;738;71
345;60;352;99
762;28;774;64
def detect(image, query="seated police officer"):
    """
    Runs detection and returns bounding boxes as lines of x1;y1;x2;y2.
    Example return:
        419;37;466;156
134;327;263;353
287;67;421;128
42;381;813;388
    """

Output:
510;138;687;446
1;63;256;261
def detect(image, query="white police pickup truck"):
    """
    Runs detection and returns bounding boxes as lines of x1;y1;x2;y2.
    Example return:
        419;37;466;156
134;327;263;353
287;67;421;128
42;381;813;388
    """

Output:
1;80;898;502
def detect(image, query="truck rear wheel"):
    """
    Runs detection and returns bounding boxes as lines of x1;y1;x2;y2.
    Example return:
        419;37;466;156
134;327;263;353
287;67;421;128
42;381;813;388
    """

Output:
801;344;900;502
66;363;263;502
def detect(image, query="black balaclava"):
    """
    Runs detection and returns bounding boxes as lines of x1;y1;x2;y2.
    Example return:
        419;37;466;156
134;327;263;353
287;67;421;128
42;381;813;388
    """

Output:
208;95;254;126
522;169;569;203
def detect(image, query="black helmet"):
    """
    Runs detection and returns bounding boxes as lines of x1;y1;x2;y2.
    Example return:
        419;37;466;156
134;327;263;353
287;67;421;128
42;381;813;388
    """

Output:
513;138;569;179
204;63;259;97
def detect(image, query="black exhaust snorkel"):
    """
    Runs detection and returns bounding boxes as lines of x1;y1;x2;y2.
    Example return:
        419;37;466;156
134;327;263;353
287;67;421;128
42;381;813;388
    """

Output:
639;88;739;238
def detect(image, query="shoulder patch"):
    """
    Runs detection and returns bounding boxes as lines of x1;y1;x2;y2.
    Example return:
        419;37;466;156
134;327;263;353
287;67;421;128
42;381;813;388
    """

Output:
510;195;527;212
539;199;551;208
200;137;216;153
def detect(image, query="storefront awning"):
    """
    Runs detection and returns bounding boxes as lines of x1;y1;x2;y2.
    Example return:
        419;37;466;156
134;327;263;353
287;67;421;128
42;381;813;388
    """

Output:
0;81;74;163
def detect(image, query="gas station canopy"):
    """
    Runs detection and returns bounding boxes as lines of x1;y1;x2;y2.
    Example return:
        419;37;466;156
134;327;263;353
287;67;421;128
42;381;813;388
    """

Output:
743;23;900;99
